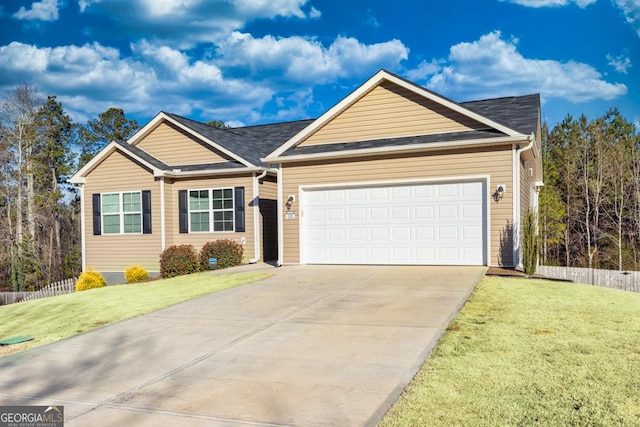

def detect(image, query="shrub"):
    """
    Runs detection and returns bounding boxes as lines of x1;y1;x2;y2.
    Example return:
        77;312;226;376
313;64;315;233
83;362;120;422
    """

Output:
125;265;149;283
75;268;107;292
159;244;199;278
199;239;244;270
522;210;539;276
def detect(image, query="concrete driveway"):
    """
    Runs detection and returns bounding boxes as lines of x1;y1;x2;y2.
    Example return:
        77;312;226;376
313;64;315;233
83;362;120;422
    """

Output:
0;264;485;426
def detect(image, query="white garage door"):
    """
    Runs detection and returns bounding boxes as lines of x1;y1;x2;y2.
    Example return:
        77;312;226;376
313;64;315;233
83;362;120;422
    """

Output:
301;181;486;265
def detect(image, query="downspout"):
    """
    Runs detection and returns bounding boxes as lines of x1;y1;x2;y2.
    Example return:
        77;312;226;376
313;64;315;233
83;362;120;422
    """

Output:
160;177;166;251
276;164;284;267
512;133;535;268
249;170;268;263
78;184;86;272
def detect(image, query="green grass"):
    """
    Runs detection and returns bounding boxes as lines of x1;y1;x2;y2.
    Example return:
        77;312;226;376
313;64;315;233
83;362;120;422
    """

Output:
380;276;640;426
0;271;268;356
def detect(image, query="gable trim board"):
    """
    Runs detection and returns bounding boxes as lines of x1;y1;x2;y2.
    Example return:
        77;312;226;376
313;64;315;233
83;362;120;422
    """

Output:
128;112;254;167
266;70;522;160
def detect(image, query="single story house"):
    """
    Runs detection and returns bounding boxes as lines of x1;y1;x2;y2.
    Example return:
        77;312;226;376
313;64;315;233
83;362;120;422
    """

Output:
70;70;542;281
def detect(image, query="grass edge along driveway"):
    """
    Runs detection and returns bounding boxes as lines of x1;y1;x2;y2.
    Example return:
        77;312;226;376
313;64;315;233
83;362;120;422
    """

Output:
0;271;268;357
380;275;640;427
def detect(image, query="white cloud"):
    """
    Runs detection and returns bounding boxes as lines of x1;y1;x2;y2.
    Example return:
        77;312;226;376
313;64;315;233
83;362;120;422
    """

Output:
405;60;442;81
216;32;408;85
504;0;640;35
78;0;320;48
420;31;627;103
613;0;640;35
502;0;596;7
13;0;60;21
0;41;272;122
607;53;632;73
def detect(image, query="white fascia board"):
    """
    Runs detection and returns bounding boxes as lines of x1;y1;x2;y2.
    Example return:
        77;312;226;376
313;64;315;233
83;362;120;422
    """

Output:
266;70;521;160
162;166;265;178
68;141;164;184
381;73;520;137
264;135;527;164
266;70;391;159
129;112;254;168
126;111;167;145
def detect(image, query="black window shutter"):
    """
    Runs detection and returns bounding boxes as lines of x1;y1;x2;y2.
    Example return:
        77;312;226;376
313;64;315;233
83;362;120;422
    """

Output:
142;190;152;234
178;190;188;233
234;187;245;232
92;193;101;235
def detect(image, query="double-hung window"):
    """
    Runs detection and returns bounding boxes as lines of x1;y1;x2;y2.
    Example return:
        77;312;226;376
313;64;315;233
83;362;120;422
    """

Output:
188;188;234;232
101;191;142;234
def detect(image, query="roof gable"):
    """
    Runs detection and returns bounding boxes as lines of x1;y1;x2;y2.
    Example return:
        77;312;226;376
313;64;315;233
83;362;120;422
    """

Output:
69;140;167;184
129;112;253;167
136;121;232;166
266;70;524;160
298;80;487;147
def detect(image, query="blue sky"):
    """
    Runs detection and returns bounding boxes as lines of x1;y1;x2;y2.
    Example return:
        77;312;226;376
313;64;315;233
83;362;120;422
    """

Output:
0;0;638;130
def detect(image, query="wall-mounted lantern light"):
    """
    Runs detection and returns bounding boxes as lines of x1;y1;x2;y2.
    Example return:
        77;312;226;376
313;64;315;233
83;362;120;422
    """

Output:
285;195;295;211
494;184;506;202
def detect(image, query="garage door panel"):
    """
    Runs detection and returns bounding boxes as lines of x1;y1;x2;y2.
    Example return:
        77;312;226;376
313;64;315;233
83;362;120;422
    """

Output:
371;228;389;240
392;227;411;240
415;206;434;219
438;226;458;240
370;207;389;221
302;181;485;265
392;206;411;220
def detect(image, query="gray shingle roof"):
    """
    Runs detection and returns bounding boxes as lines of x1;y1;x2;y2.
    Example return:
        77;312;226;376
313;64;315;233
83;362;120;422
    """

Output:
113;139;169;171
135;87;538;169
461;94;540;135
281;129;506;157
164;113;312;166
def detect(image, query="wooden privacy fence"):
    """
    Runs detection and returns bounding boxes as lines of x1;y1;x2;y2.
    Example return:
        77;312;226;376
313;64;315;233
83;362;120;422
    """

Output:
0;277;77;305
537;265;640;293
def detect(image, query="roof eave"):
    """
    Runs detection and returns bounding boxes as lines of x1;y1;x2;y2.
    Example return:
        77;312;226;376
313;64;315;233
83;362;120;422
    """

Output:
129;112;255;168
161;166;267;178
263;135;529;164
69;141;166;183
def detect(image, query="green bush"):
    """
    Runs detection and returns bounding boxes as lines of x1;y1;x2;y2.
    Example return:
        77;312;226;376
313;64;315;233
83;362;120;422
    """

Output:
124;265;149;283
159;244;199;278
199;239;244;270
75;269;107;292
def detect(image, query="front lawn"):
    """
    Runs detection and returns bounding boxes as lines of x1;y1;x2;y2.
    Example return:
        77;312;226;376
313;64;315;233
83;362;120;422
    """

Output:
381;276;640;426
0;271;268;357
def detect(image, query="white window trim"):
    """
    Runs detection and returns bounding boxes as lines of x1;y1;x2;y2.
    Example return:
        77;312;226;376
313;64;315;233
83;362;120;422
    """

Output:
101;191;143;235
187;187;235;233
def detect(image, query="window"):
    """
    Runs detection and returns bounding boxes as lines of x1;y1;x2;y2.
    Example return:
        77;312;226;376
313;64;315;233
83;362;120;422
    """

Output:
101;191;142;234
188;188;234;232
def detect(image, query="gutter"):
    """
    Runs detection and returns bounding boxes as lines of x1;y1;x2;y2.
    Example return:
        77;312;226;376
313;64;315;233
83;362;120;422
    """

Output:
512;133;535;268
262;135;526;164
249;170;268;263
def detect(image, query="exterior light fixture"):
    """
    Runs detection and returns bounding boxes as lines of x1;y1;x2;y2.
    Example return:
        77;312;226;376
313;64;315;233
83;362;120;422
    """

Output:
494;184;506;202
285;195;295;211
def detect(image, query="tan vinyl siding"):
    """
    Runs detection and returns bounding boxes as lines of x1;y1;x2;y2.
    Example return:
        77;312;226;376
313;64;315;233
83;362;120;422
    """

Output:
169;175;255;262
281;145;518;267
136;122;228;166
300;81;484;146
83;150;162;273
259;175;278;261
